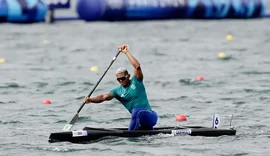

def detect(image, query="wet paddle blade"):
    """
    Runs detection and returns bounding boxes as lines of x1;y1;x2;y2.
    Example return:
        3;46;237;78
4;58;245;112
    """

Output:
62;113;79;131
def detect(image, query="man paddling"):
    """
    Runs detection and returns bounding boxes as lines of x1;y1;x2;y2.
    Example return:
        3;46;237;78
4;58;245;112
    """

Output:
84;44;158;130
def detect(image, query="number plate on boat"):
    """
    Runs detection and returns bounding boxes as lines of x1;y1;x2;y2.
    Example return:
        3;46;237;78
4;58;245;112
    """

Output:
72;130;88;137
171;129;191;136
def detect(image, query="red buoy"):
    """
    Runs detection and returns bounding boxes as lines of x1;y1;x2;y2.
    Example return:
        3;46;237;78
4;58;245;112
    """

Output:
176;114;187;121
42;99;51;104
196;76;204;81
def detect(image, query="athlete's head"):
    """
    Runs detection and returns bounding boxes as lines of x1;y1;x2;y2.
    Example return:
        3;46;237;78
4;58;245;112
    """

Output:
116;67;130;87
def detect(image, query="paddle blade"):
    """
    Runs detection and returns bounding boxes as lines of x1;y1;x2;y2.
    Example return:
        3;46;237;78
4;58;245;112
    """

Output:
62;113;79;131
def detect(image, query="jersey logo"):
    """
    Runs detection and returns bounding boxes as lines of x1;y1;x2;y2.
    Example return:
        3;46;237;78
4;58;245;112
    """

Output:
121;94;125;97
130;84;136;89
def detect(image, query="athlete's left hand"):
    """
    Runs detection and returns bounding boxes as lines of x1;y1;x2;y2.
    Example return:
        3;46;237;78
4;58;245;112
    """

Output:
84;97;91;104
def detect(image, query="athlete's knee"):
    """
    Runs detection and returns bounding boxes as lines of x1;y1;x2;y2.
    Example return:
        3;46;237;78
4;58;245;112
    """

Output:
139;111;158;126
128;118;137;130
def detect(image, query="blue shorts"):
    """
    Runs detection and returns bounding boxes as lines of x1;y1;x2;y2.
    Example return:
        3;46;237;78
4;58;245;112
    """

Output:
128;108;158;130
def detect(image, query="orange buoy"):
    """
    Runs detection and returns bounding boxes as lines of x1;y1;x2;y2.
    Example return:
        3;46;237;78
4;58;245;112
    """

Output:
42;99;51;104
176;114;187;121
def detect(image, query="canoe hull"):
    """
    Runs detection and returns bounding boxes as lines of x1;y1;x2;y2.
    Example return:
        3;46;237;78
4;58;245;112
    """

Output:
49;126;236;143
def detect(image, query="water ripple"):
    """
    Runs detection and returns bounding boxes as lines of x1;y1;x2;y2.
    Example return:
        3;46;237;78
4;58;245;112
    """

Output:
55;120;67;123
179;79;199;85
31;82;49;88
111;117;130;122
56;81;76;86
0;83;23;88
28;114;59;117
221;153;249;156
158;114;176;119
29;67;55;71
82;82;95;86
242;71;270;75
0;120;23;124
71;48;86;53
35;147;88;152
151;96;189;102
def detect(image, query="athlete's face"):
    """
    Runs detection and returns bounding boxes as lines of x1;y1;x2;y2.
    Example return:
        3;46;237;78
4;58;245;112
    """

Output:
116;73;130;87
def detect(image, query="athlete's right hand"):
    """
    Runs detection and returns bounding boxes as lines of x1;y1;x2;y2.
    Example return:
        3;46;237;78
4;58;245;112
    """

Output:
118;44;129;54
84;97;91;104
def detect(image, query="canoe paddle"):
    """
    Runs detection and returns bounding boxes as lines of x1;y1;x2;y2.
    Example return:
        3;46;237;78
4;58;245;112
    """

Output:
62;51;121;131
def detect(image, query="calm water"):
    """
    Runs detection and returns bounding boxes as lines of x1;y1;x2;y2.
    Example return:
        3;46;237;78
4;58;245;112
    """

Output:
0;18;270;156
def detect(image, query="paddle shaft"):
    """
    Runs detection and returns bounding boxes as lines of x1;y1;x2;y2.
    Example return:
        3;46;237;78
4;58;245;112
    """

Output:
62;51;121;131
76;51;121;114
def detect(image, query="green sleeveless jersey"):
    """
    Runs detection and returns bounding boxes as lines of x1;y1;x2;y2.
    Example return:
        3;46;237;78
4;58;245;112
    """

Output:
109;76;151;113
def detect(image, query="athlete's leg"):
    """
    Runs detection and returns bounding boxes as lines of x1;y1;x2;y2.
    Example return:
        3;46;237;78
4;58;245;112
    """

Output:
137;110;158;129
129;108;158;130
128;108;142;130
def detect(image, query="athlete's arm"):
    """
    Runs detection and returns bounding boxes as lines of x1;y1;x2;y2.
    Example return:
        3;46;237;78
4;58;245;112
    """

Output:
84;93;114;104
118;44;143;81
